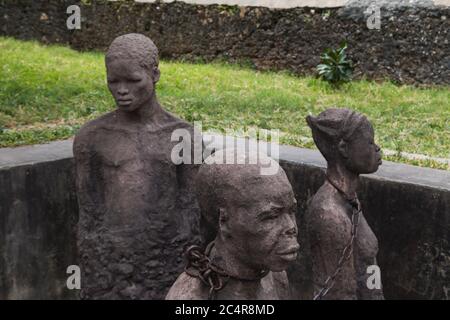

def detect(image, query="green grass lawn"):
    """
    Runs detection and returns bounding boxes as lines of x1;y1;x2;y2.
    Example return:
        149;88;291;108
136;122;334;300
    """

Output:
0;37;449;170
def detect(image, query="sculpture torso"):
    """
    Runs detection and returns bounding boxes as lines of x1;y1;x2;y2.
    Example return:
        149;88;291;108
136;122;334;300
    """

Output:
74;109;201;299
305;182;384;300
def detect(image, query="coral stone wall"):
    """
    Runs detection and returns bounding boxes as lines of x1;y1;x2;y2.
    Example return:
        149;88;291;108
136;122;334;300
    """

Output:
1;0;449;85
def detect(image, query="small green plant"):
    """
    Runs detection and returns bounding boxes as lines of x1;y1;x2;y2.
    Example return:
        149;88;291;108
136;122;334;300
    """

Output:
316;42;353;87
218;5;240;15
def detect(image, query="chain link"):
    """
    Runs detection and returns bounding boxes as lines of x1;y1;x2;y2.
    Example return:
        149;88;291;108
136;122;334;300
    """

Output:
184;242;270;300
184;243;229;300
313;187;362;300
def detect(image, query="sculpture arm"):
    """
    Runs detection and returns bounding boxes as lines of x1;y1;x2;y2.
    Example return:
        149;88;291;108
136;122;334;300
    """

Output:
308;208;358;300
172;125;203;243
355;215;385;300
73;131;104;234
165;273;208;300
357;256;384;300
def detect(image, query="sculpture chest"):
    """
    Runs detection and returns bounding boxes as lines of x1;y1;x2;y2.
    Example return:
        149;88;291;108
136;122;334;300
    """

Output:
93;127;180;229
77;121;201;299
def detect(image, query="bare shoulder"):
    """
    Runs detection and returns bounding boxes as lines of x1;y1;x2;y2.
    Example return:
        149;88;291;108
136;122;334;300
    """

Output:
306;184;351;244
271;271;291;299
74;111;117;149
160;109;194;131
165;272;209;300
307;185;347;222
272;271;289;289
272;270;289;284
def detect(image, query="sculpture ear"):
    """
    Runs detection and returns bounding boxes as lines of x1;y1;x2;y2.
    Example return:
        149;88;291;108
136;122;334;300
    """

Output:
338;139;349;159
152;66;160;84
218;208;231;238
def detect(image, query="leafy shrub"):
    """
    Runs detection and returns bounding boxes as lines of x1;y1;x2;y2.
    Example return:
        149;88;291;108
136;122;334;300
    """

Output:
316;42;353;87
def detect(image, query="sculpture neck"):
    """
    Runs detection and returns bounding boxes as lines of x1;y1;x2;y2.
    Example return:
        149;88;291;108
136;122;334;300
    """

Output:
326;162;359;200
211;238;268;282
118;91;163;123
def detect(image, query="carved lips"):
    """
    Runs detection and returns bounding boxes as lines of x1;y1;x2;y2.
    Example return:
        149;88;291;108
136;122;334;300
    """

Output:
117;98;133;106
276;244;300;261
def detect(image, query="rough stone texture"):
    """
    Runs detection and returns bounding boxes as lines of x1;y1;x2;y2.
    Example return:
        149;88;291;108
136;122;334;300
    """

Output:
136;0;349;8
0;138;449;299
0;0;449;85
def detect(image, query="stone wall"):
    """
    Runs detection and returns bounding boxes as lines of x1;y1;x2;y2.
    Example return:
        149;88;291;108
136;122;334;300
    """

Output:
136;0;349;8
1;139;449;299
0;0;449;85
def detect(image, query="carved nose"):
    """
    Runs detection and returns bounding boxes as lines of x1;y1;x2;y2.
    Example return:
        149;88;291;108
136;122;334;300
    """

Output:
118;86;129;95
285;227;297;237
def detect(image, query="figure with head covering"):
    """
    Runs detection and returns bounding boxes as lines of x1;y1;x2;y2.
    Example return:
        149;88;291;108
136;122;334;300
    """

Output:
305;108;384;300
166;149;300;300
73;34;201;299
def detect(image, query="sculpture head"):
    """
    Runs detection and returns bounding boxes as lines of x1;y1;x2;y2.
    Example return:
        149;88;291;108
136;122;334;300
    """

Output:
196;149;299;273
306;108;382;174
105;33;160;112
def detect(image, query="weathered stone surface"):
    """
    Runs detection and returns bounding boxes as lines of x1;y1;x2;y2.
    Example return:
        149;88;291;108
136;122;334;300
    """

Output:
303;109;384;300
73;33;202;300
0;0;448;85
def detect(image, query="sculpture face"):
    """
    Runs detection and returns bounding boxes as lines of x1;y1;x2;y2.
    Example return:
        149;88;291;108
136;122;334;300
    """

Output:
343;120;382;174
106;59;156;112
223;174;300;272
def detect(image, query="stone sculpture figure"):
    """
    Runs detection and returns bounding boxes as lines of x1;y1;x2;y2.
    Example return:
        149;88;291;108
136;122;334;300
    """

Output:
73;33;201;299
166;149;300;300
305;108;384;300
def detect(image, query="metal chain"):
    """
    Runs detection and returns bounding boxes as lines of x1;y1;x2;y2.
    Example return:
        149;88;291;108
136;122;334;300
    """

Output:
313;178;362;300
184;242;269;300
184;243;229;300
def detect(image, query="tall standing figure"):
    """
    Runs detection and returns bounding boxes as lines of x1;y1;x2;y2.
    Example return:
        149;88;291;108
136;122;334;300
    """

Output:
73;34;201;299
305;108;384;300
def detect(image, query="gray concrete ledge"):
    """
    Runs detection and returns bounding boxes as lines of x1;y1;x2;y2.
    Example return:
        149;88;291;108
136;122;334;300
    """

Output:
0;139;74;170
280;144;450;191
3;137;447;190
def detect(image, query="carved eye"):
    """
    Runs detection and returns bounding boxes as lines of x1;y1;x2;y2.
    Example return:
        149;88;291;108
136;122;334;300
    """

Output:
261;213;278;221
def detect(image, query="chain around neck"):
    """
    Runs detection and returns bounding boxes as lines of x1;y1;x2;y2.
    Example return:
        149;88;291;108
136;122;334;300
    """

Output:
326;175;360;209
184;241;270;299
